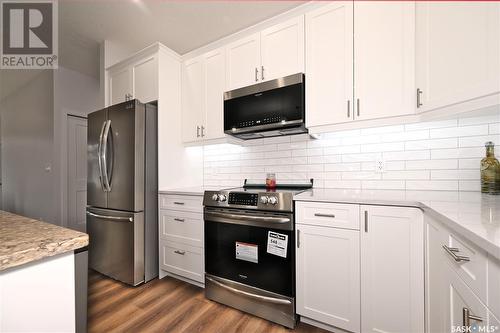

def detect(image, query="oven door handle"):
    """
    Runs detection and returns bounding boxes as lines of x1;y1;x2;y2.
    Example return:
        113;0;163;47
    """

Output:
205;211;291;224
206;276;292;305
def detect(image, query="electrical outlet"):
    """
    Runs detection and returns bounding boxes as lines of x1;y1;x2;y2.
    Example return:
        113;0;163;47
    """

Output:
375;159;386;173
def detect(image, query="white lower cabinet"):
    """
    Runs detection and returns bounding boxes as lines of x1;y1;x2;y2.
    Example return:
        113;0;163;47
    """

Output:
360;205;424;333
158;193;204;286
296;224;360;332
427;215;500;333
296;202;424;333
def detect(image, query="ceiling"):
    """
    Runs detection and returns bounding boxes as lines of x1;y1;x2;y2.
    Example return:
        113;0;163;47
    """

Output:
58;0;305;78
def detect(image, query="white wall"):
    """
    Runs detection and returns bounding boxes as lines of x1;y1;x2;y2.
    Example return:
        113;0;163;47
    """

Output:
53;67;99;226
1;71;55;222
203;112;500;192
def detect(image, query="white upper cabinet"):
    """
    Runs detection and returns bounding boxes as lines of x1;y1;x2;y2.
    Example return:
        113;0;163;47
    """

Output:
203;49;226;141
108;67;132;105
107;52;159;106
360;205;424;333
354;1;415;121
226;17;305;91
182;57;204;143
260;17;305;82
133;55;158;104
305;2;354;127
182;48;226;143
416;2;500;113
225;33;261;90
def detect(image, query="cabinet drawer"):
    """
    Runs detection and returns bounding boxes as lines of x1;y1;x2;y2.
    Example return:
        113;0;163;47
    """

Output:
489;257;500;320
296;201;359;230
159;194;203;213
159;210;203;247
160;240;204;283
441;229;488;303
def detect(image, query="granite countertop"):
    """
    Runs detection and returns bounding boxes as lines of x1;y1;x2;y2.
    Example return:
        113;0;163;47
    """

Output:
159;186;223;196
0;210;89;271
294;189;500;261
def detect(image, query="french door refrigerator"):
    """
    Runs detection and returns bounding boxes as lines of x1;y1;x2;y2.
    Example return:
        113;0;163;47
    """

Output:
87;99;158;286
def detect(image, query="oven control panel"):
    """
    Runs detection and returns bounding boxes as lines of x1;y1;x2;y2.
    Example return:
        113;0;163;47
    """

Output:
228;192;258;206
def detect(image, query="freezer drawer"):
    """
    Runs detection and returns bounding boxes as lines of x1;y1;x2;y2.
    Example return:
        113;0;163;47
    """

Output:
87;207;144;285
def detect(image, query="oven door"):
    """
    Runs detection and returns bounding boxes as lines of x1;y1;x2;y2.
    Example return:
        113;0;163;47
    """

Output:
204;208;295;297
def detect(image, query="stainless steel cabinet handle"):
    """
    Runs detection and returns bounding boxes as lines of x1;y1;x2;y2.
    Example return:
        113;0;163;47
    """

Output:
201;126;205;137
417;88;423;108
314;213;336;218
174;218;185;222
174;250;185;255
196;126;200;138
364;210;368;232
356;98;360;117
206;276;292;305
443;245;470;262
297;229;300;248
255;67;259;82
261;65;264;81
347;100;351;118
463;307;483;327
87;211;133;222
173;202;185;205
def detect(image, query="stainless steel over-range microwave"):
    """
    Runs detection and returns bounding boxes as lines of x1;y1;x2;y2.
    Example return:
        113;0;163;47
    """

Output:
224;73;306;140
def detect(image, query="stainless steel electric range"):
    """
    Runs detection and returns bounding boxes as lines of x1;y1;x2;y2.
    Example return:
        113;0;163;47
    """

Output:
203;180;313;328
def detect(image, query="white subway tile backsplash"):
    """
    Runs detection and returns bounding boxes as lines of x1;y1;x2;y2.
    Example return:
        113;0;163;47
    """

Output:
204;115;497;192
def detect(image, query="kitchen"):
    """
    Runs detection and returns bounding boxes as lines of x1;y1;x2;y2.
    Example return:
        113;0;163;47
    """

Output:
0;1;500;332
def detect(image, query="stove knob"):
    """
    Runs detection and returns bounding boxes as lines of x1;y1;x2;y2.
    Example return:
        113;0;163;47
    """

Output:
260;196;269;204
212;194;219;201
218;194;227;202
268;196;278;205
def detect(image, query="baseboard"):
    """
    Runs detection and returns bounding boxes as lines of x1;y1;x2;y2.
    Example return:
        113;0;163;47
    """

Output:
300;316;352;333
159;269;205;288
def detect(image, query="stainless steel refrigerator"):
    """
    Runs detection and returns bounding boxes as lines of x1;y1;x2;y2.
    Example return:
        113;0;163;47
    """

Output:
87;99;158;286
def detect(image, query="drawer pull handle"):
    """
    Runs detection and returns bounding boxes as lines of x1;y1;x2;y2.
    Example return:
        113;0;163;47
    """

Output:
174;250;186;255
463;307;483;327
174;218;185;222
443;245;470;262
314;213;336;218
173;202;185;205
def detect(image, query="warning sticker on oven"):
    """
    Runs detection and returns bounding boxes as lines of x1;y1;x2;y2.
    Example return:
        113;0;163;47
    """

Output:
267;231;288;258
235;242;258;263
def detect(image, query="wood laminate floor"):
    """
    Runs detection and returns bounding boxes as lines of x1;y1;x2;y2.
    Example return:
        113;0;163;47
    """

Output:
88;270;329;333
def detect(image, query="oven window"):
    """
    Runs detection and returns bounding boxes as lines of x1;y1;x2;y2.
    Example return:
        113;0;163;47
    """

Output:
205;220;295;297
224;82;304;131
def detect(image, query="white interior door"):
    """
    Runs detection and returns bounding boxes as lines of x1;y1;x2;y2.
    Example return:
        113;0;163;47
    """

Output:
354;1;415;121
67;115;88;232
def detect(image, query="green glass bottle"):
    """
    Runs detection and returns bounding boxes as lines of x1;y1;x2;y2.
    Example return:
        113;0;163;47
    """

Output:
480;142;500;194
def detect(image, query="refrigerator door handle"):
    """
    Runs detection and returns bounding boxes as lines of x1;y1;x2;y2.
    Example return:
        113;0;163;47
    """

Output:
87;211;133;222
97;121;107;192
102;120;113;192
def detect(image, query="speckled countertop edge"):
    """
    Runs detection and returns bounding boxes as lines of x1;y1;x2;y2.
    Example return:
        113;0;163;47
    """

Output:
0;210;89;271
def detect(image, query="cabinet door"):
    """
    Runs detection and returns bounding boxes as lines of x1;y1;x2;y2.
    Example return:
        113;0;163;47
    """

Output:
260;16;305;82
354;1;415;121
416;2;500;112
225;33;261;90
132;55;158;104
443;262;488;332
296;224;360;333
305;2;354;127
109;67;132;105
361;206;424;333
181;57;204;143
203;48;226;140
